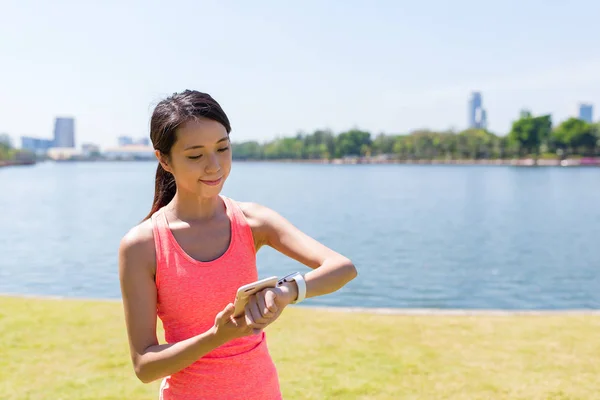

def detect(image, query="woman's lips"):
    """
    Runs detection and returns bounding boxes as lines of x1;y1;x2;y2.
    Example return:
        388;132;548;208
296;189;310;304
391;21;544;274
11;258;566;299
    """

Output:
200;177;223;186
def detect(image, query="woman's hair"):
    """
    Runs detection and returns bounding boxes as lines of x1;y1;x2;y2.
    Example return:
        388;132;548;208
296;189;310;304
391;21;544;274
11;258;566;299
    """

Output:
143;90;231;221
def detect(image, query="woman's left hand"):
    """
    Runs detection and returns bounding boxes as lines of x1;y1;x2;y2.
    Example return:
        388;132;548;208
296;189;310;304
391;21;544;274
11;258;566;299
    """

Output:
244;285;296;332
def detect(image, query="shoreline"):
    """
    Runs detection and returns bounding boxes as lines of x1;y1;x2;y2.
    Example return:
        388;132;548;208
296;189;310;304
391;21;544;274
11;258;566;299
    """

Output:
0;159;36;168
3;293;599;315
26;157;600;167
234;157;600;167
4;157;600;167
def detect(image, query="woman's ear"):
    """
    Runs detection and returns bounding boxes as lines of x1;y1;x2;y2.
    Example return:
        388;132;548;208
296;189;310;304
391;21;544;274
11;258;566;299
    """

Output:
155;150;173;174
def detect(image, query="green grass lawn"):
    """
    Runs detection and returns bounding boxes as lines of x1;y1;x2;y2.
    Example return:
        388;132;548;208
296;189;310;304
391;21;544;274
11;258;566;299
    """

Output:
1;296;600;399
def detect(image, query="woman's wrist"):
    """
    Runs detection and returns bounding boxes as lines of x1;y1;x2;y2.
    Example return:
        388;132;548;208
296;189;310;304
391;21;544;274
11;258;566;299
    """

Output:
207;325;228;347
278;281;299;305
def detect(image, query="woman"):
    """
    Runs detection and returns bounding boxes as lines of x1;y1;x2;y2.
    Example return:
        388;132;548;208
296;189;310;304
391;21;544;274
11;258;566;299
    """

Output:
118;90;357;399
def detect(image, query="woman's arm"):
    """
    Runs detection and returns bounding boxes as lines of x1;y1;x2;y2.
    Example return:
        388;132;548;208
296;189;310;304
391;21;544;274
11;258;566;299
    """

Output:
118;225;254;383
242;202;358;300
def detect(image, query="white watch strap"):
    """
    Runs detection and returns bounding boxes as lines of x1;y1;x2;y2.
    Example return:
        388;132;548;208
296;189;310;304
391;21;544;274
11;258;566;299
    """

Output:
291;274;306;304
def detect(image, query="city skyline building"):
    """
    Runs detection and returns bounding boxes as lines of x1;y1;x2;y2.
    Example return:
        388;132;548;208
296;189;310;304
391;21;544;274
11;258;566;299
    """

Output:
21;136;54;153
578;103;593;123
468;92;487;129
53;117;75;148
118;136;150;146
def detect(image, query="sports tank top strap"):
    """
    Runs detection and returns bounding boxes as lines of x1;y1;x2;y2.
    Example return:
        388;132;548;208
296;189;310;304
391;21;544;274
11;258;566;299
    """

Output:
222;196;257;256
150;208;170;289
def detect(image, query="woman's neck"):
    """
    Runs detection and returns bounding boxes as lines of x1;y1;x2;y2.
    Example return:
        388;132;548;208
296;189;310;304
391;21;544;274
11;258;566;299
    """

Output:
166;191;223;222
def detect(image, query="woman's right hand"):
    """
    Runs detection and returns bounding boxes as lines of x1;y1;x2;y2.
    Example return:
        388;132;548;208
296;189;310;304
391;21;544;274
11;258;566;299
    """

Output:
212;303;266;344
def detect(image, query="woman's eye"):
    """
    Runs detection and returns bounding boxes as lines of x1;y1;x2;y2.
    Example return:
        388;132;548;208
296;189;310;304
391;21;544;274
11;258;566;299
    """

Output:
218;147;229;152
188;155;202;160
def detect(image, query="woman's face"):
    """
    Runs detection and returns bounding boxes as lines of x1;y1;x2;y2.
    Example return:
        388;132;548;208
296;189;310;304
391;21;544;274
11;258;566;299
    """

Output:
161;117;232;199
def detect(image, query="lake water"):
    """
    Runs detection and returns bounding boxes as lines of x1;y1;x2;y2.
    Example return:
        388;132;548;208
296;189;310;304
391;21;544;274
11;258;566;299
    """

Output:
1;161;599;310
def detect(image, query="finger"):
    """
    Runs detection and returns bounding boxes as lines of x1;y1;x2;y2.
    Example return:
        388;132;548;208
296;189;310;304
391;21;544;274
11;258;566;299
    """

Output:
234;313;248;326
244;298;265;328
256;292;272;318
244;302;256;328
248;297;265;328
251;296;269;324
216;303;235;325
231;313;250;332
264;290;279;314
249;296;267;325
223;303;235;316
223;303;236;323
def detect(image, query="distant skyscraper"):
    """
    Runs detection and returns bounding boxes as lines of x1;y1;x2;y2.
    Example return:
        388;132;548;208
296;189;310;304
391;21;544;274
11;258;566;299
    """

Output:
579;103;593;123
53;117;75;148
468;92;487;129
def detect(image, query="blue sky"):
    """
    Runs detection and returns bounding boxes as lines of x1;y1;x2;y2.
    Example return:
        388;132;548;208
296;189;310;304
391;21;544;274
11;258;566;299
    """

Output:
1;0;599;148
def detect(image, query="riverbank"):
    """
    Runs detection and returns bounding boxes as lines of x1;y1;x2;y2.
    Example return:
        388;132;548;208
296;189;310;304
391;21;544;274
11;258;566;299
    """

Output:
0;159;36;168
6;156;599;167
235;156;600;166
2;295;599;399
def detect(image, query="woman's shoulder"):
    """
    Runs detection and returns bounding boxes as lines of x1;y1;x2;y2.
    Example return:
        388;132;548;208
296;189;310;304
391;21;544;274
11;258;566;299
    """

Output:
233;199;288;242
235;198;289;218
234;200;268;226
118;218;156;267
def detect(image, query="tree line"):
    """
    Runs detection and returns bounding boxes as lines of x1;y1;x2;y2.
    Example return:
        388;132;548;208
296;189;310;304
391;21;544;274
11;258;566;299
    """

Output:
2;112;598;162
0;137;35;162
0;141;17;160
232;113;600;161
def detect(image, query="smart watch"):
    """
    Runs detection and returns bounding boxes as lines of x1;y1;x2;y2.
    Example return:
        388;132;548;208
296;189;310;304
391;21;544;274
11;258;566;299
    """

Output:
277;272;306;304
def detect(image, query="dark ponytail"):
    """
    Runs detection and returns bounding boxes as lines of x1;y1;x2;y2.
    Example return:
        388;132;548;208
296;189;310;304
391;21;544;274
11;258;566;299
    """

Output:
143;90;231;221
146;163;177;220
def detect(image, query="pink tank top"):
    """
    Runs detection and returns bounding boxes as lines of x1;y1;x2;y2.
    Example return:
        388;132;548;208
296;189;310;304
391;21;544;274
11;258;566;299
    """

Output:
151;195;282;400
